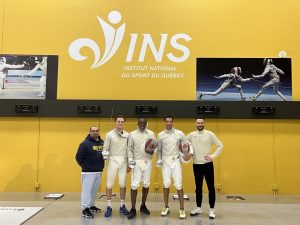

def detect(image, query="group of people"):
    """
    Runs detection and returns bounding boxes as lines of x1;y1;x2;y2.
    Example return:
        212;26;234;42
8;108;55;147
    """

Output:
75;115;223;220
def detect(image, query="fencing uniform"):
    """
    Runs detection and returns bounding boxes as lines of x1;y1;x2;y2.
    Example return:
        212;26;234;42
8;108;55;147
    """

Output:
251;62;286;101
127;129;155;190
157;128;189;190
104;129;129;189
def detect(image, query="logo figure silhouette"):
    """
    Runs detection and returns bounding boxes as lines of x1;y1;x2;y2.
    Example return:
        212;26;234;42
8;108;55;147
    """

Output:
69;11;126;68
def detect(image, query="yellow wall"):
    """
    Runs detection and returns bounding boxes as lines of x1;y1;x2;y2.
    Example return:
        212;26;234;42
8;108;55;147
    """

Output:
0;0;300;194
1;0;300;100
0;118;299;194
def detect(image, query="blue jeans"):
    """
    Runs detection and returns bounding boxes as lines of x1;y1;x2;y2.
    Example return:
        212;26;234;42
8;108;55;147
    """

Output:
81;173;102;209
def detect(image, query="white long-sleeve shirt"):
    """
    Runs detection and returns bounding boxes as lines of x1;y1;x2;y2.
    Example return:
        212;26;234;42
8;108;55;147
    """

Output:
157;128;189;160
103;129;129;157
127;129;155;161
187;129;223;164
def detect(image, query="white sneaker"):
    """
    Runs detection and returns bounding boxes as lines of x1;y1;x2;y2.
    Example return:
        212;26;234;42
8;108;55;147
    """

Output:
179;209;186;219
209;209;216;219
161;207;170;216
190;207;202;216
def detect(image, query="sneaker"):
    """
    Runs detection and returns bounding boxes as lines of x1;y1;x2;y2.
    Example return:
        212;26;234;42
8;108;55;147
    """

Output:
190;207;202;216
81;208;94;219
250;96;256;101
209;209;216;219
120;205;129;215
161;207;170;216
179;209;186;219
127;208;136;219
90;206;101;213
140;204;150;215
104;206;112;217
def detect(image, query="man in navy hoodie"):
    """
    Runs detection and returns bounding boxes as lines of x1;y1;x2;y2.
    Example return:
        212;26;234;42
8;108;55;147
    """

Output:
76;126;105;219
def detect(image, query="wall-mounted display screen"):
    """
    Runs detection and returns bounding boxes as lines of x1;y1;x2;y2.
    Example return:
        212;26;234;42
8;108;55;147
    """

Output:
196;58;292;101
0;54;58;99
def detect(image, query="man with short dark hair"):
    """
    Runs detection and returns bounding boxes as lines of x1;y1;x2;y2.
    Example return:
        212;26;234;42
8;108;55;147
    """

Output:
76;126;104;219
187;117;223;219
157;115;192;219
127;117;156;219
103;115;130;217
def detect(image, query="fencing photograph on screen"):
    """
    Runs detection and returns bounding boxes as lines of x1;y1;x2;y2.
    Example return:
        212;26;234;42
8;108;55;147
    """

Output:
0;54;58;99
196;58;292;101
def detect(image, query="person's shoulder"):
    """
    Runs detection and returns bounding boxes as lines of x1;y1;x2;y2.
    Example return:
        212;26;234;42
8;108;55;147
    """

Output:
174;128;184;135
129;129;138;135
187;130;196;136
205;129;216;136
79;138;89;148
147;129;155;135
106;130;114;135
158;130;165;136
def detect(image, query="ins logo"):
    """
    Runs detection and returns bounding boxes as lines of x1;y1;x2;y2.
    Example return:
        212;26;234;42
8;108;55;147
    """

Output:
68;11;192;68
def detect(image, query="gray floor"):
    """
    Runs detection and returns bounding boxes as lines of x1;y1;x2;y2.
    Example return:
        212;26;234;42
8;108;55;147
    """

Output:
0;192;300;225
0;77;43;99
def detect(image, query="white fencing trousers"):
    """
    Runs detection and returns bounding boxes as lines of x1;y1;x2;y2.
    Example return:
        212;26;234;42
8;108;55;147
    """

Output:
81;172;102;209
162;156;182;190
40;75;46;91
106;156;127;189
131;160;152;190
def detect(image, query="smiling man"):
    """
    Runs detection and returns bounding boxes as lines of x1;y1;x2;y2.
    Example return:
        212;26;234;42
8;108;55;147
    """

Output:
187;116;223;219
127;117;156;219
76;126;104;219
157;115;192;219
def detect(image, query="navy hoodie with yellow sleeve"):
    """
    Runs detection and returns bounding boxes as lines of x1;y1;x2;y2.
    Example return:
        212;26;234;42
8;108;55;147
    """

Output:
75;135;105;172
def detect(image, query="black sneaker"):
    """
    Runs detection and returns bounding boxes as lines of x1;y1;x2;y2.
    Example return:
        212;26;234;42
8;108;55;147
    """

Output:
81;208;94;219
90;206;101;213
140;205;150;215
127;208;136;219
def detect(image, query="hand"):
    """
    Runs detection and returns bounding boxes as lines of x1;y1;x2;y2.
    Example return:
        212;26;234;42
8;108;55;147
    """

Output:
204;154;213;161
145;148;154;155
127;166;131;173
128;160;136;169
156;160;163;167
213;76;219;79
102;150;109;160
183;153;193;161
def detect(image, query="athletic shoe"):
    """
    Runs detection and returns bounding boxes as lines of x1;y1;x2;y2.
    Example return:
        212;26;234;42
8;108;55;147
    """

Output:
104;206;112;217
140;204;150;215
179;209;186;219
209;209;216;219
90;206;101;213
250;96;256;101
81;208;94;219
190;207;202;216
120;205;129;215
198;93;204;99
127;208;136;219
161;207;170;216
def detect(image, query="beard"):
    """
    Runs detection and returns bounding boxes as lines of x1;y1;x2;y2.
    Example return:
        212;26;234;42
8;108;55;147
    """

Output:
197;126;204;131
